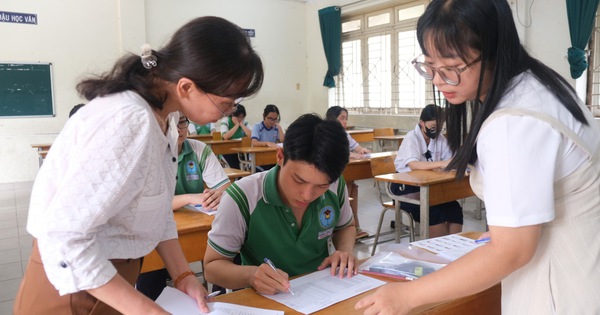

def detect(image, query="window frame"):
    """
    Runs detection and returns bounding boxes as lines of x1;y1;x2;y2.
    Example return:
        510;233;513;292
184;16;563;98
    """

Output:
335;0;430;115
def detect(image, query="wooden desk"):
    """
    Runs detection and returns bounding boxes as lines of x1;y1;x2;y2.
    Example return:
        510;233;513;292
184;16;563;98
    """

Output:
187;134;213;142
230;146;277;174
215;273;500;315
140;208;213;273
374;135;404;152
31;143;52;166
348;129;374;143
223;167;251;182
342;151;396;182
202;139;243;155
375;170;474;240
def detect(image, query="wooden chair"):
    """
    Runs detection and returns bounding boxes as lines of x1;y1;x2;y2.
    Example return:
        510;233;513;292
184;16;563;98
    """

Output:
373;128;395;152
212;131;222;140
369;155;416;256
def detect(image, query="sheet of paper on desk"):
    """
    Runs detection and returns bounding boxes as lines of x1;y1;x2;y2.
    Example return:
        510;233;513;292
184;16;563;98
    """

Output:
183;204;217;215
410;234;485;261
156;287;283;315
260;268;386;314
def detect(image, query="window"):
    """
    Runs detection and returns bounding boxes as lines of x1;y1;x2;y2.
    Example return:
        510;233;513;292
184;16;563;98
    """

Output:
588;10;600;116
335;1;429;115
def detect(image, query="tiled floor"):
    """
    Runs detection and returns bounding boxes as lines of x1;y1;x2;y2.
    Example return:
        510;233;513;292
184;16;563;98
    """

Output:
0;178;486;313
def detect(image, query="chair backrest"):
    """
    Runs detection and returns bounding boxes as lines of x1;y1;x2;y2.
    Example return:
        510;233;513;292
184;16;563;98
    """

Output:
212;131;222;140
370;155;396;177
370;155;397;205
373;127;394;137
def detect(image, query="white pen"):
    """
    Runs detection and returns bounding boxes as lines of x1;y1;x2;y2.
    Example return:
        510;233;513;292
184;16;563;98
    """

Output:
205;291;221;299
263;257;296;296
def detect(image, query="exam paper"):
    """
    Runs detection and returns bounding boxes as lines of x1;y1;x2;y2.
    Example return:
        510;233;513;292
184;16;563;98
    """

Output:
410;234;484;261
260;268;386;314
156;287;283;315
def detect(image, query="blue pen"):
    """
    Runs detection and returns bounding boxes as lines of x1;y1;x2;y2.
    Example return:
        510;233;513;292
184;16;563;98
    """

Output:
475;237;491;244
264;258;296;296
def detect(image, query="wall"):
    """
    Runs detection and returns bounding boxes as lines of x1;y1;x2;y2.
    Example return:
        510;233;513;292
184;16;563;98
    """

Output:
0;0;308;184
0;0;579;184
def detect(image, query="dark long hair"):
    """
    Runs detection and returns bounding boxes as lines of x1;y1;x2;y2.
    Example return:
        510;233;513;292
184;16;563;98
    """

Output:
325;105;348;121
77;16;264;110
417;0;588;178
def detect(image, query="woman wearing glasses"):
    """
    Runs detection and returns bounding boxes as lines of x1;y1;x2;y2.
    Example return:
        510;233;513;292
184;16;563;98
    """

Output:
16;17;263;315
137;113;230;301
391;104;462;238
251;104;285;148
356;0;600;314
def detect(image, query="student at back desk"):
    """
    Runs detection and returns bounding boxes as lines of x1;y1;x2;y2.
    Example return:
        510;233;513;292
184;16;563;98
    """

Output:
221;104;252;169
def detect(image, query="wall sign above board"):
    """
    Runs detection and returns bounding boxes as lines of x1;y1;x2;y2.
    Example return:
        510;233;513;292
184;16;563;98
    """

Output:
0;11;37;25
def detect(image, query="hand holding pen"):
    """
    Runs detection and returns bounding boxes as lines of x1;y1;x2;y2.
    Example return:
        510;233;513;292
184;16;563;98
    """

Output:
264;257;296;295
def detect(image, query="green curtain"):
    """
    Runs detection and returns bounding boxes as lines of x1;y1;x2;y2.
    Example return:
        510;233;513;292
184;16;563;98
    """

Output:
318;6;341;88
566;0;600;79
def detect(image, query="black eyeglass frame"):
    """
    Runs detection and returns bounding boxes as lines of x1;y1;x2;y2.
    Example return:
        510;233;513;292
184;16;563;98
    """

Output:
177;117;190;130
411;55;481;86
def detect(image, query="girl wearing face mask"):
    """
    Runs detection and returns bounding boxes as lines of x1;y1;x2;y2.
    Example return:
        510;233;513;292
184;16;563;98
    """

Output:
390;104;462;238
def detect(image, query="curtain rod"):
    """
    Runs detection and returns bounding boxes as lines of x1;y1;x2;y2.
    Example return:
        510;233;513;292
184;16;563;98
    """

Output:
340;0;366;8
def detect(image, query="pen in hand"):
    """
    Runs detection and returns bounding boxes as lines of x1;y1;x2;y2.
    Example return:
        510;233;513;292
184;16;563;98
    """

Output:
475;237;491;244
205;291;221;300
263;257;296;296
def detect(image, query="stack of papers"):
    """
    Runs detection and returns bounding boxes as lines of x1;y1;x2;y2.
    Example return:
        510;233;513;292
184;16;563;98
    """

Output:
410;234;485;261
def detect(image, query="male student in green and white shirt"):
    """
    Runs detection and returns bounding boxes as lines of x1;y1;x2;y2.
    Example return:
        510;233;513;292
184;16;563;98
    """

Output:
204;113;357;295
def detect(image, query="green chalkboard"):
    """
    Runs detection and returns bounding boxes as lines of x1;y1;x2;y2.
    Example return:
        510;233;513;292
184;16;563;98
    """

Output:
0;62;54;117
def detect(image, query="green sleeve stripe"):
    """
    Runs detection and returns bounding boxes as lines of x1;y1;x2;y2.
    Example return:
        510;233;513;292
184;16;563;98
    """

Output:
225;183;250;226
337;176;347;208
335;216;353;231
210;178;230;190
208;239;238;258
200;145;212;169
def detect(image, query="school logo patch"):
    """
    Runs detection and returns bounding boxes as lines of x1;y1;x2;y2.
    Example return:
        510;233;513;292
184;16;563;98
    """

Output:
319;206;335;228
185;160;198;174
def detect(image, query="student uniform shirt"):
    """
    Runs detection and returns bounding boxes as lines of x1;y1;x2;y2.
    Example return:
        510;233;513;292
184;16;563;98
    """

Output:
394;124;452;173
27;91;179;295
346;131;360;152
251;121;280;143
208;165;353;277
175;139;229;195
220;116;248;139
188;122;213;135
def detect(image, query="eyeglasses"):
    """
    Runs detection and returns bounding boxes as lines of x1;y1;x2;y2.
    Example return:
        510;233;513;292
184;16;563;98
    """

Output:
411;55;481;86
205;93;243;118
177;118;190;130
266;117;279;123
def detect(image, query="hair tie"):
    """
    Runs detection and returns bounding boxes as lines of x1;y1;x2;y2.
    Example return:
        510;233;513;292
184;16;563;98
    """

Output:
140;43;158;69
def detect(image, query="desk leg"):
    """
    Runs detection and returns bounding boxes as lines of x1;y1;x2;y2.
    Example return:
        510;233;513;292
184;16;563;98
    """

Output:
420;187;430;239
250;153;256;174
394;201;402;243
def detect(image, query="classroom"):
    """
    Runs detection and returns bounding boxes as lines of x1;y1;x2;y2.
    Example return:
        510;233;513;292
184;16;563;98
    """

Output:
2;0;599;314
